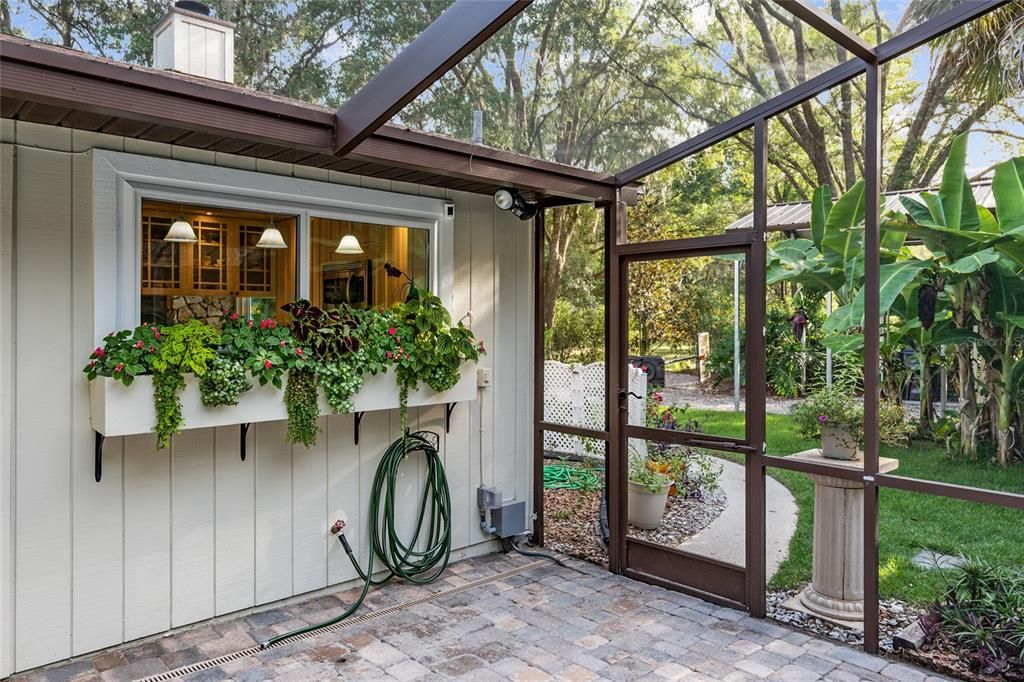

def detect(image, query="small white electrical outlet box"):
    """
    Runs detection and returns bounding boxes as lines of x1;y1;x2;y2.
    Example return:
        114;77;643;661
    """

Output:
477;367;492;387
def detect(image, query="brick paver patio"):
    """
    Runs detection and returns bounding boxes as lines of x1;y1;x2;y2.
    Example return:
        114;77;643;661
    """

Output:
14;552;948;681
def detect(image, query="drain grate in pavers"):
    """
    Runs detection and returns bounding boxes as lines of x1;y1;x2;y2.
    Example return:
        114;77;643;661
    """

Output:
135;558;550;682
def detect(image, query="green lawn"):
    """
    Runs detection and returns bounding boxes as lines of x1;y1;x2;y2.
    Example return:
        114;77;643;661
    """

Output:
687;409;1024;605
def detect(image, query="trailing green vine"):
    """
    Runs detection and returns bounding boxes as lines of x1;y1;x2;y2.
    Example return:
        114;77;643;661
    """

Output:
284;368;320;447
150;320;220;448
153;371;186;449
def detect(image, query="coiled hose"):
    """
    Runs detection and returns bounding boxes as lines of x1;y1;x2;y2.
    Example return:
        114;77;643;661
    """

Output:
260;431;451;649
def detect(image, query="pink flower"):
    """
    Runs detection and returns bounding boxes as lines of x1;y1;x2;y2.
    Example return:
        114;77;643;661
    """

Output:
260;319;268;329
94;347;105;358
818;415;828;423
479;341;486;353
264;359;272;369
89;360;96;368
134;340;144;349
296;348;303;356
279;340;286;347
151;327;159;334
386;351;393;359
247;319;253;327
148;346;155;353
230;312;238;321
114;362;125;373
641;364;649;373
154;331;161;340
388;327;397;336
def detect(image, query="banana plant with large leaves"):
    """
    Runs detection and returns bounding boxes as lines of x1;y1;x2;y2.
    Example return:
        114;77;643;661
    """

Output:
893;133;1024;462
767;177;924;355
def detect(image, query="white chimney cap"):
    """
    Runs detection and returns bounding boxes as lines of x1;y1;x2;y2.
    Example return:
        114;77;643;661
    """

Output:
153;1;235;83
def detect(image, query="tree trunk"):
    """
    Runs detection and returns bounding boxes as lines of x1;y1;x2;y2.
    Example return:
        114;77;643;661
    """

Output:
542;208;576;329
952;283;978;459
918;351;935;435
957;345;979;459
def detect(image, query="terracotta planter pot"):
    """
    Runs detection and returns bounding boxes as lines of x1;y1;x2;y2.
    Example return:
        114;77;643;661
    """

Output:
821;423;858;460
627;480;671;529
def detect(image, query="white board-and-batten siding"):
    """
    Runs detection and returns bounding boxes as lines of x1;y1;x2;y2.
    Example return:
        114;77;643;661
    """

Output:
0;120;534;675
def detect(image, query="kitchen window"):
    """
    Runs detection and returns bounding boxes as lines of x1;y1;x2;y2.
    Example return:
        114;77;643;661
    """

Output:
309;218;429;310
140;200;297;325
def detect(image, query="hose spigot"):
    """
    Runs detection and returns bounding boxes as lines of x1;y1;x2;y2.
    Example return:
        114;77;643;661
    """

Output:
330;519;345;535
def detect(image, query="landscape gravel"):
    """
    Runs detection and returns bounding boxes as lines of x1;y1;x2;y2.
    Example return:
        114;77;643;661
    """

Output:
768;589;918;651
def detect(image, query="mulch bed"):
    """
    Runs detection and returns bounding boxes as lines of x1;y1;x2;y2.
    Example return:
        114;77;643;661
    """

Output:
542;485;727;567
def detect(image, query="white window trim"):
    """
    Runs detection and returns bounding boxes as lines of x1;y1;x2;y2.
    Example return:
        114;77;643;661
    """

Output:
91;150;454;342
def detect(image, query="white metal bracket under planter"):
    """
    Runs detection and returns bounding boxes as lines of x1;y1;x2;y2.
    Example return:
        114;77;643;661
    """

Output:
89;363;476;481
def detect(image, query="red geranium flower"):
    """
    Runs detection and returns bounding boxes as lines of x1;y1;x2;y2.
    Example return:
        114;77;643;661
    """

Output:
94;347;105;358
388;327;397;336
264;359;272;369
230;312;239;321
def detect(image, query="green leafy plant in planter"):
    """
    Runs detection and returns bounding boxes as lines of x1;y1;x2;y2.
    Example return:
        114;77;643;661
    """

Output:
82;290;484;449
83;324;163;385
220;313;297;389
199;356;251;407
792;386;917;457
280;300;361;444
790;386;863;441
149;320;220;449
387;269;484;431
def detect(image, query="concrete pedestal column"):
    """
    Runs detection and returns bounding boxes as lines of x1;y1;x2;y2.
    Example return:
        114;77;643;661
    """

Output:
785;450;899;625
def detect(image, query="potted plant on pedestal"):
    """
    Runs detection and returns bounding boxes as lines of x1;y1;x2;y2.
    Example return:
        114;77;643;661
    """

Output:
791;387;863;460
627;446;673;529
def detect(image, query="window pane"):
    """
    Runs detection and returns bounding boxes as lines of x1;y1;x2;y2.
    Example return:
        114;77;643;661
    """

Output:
140;201;296;326
309;218;429;310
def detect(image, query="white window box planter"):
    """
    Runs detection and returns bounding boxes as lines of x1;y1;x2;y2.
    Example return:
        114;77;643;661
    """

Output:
89;362;477;438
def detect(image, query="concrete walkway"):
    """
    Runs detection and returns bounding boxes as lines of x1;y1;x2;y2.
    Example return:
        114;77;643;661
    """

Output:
14;552;946;681
679;458;798;579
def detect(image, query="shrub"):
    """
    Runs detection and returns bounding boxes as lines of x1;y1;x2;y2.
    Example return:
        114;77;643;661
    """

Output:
920;558;1024;678
546;299;605;364
704;304;826;398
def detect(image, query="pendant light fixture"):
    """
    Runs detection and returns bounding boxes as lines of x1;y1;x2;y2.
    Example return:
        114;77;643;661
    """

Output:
256;218;288;249
165;207;198;243
335;233;363;255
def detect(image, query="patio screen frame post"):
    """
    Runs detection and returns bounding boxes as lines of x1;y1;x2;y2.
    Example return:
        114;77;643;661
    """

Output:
862;60;883;655
733;260;741;413
746;117;769;617
533;204;546;547
607;199;626;574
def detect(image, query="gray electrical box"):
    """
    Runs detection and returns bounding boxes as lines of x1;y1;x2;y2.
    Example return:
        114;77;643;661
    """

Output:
477;486;527;539
489;500;527;539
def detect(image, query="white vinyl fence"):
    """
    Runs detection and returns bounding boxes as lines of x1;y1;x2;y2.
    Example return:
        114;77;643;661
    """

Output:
543;361;647;457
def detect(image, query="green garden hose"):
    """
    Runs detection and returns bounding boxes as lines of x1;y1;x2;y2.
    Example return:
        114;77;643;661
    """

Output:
260;431;452;649
543;463;602;490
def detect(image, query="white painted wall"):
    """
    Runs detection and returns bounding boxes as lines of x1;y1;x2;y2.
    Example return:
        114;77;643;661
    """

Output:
0;120;534;674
